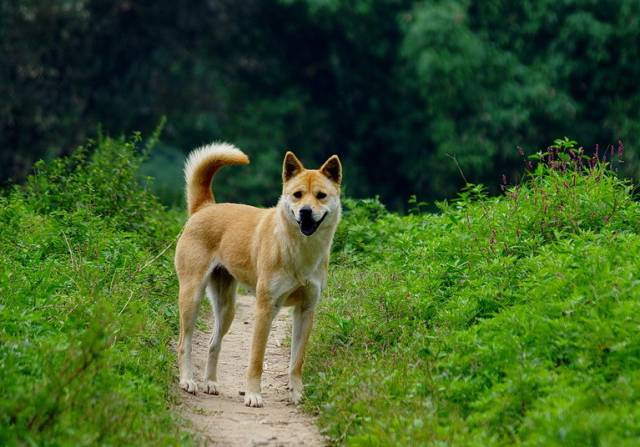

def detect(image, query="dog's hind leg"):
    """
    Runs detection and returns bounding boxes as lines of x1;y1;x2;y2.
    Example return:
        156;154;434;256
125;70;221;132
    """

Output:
177;273;207;394
204;266;237;395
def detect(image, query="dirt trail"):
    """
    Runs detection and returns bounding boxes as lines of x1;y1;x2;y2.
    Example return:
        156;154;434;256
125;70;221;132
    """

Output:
176;295;325;446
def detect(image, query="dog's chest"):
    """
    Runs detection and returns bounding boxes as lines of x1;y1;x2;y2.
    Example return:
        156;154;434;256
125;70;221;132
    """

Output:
271;242;325;297
294;235;329;269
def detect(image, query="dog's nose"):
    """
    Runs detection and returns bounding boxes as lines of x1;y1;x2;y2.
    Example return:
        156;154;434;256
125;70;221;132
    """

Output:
299;206;312;219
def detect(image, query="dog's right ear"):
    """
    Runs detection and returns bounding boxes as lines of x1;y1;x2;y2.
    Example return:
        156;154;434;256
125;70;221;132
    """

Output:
283;151;305;182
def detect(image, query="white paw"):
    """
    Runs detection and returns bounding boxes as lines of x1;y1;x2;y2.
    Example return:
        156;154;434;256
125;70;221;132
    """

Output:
204;381;220;395
179;379;198;394
244;391;263;407
290;388;303;405
288;377;304;404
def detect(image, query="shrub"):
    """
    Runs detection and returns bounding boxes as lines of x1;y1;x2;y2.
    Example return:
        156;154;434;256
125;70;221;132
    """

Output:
0;135;188;445
307;139;640;445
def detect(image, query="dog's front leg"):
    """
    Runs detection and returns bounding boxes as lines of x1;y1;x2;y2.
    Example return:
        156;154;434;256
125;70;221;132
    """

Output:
245;287;278;407
289;284;320;404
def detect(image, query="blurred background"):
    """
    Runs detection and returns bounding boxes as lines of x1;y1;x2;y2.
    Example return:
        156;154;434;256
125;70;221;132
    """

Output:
2;0;640;210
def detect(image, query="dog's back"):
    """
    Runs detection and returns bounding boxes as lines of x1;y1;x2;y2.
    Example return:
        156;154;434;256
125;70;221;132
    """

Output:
176;202;274;287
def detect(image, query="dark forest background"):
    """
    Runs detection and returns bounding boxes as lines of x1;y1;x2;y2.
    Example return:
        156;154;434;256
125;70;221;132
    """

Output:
3;0;640;209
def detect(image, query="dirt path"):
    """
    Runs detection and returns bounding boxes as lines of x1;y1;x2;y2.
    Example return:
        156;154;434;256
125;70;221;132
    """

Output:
176;295;325;446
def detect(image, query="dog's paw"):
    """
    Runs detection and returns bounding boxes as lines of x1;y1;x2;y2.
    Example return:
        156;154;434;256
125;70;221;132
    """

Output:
179;379;198;394
244;392;264;407
290;388;303;405
204;381;220;395
288;377;304;405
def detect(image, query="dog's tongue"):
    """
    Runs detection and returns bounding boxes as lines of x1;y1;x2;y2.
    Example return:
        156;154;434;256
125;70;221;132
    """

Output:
300;218;316;236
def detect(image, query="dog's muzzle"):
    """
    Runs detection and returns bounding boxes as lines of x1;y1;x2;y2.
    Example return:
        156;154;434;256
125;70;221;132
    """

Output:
295;207;327;236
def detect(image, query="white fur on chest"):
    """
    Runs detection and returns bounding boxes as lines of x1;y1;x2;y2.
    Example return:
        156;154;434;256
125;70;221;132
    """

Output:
270;237;328;299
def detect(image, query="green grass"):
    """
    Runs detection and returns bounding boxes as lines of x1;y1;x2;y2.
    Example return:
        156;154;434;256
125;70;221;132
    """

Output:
0;135;189;445
305;140;640;445
3;134;638;446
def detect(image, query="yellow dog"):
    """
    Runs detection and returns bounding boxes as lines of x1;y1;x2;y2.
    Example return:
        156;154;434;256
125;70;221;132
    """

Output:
175;143;342;407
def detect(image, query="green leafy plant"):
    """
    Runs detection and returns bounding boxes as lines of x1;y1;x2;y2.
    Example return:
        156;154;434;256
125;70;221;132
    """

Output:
307;139;640;445
0;135;189;445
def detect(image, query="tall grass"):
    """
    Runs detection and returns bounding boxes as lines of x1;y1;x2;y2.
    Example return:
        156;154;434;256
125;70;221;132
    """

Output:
0;135;188;445
307;139;640;445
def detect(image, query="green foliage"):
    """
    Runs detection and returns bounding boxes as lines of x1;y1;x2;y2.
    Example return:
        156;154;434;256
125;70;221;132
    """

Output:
306;141;640;445
398;0;640;198
0;136;189;445
4;1;640;208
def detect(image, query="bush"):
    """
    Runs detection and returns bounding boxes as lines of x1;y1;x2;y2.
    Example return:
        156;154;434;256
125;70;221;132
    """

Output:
307;139;640;445
0;135;188;445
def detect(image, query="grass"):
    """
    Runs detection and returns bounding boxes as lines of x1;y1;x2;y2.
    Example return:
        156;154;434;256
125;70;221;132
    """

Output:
305;139;640;445
3;134;638;445
0;134;189;445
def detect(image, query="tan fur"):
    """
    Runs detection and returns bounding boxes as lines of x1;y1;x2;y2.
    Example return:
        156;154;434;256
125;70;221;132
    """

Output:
175;143;342;407
184;142;249;215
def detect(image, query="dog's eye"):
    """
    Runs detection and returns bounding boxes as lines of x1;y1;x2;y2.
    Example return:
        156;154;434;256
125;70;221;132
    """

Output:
293;191;303;199
316;192;327;199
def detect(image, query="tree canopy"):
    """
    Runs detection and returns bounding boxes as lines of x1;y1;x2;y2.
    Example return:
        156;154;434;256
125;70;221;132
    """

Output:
3;0;639;208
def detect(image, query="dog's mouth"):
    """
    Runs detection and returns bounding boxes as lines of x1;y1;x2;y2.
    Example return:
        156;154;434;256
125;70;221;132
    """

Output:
294;211;327;236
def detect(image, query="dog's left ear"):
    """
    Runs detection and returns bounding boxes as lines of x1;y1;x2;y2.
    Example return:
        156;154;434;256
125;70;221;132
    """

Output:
320;155;342;185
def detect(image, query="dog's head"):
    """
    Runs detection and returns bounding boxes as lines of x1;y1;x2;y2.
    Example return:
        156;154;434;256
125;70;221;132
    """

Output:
280;151;342;237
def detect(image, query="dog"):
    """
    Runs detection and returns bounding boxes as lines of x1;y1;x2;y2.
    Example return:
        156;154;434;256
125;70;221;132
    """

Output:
175;143;342;407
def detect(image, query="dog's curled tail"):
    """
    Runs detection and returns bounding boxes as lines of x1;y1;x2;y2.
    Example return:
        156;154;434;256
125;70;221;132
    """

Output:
184;142;250;215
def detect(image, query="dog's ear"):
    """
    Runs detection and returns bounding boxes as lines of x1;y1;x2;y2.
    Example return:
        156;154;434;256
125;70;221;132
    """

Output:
283;151;305;182
320;155;342;185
